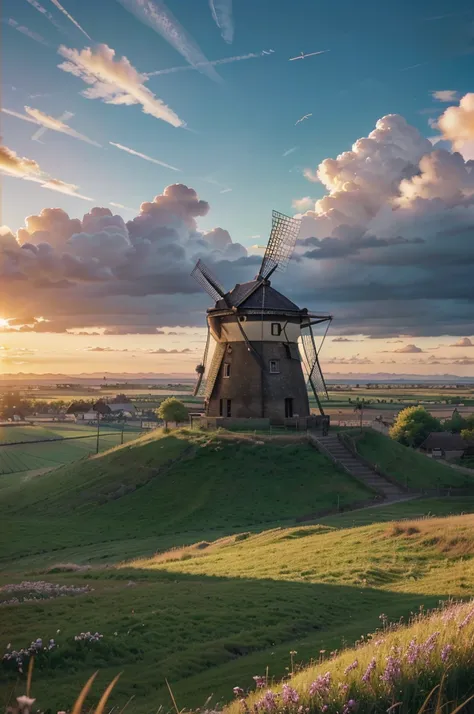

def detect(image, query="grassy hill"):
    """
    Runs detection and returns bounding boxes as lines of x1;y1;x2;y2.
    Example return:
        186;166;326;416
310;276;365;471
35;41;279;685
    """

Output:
3;429;474;713
0;429;373;567
354;429;474;490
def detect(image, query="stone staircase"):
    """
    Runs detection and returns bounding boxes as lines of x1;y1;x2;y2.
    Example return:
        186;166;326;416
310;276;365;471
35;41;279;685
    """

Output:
309;432;407;502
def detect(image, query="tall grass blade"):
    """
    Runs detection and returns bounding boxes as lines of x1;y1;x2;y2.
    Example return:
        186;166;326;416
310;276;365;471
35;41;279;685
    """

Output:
166;679;181;714
418;684;441;714
94;673;122;714
71;671;98;714
448;693;474;714
26;657;34;698
118;694;135;714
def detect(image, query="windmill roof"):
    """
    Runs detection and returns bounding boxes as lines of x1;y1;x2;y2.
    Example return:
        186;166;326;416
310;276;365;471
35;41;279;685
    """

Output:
215;280;302;312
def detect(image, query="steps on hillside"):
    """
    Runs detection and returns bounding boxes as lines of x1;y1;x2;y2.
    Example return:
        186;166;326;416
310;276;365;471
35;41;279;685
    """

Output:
309;433;406;501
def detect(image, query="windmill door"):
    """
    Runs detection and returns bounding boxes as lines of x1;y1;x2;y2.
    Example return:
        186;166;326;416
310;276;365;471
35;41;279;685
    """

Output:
284;398;294;418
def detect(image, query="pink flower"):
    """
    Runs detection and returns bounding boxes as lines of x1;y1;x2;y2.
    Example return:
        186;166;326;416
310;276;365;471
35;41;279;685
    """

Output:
282;684;299;705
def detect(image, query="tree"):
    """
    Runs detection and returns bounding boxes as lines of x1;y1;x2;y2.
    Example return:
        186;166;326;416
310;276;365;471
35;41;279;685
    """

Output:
444;409;467;434
389;406;442;448
461;428;474;443
156;398;188;428
353;401;364;429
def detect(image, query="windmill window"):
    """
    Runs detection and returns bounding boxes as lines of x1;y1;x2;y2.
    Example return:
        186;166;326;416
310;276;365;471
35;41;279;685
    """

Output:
226;399;232;417
223;363;231;378
285;398;294;418
271;322;282;336
269;359;280;374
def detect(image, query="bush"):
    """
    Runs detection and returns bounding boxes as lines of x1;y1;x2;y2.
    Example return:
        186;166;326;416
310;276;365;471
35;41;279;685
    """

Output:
389;406;441;448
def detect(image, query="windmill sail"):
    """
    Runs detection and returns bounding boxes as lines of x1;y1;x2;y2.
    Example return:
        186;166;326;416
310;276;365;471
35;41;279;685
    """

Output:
258;210;301;279
300;324;329;415
205;342;226;400
191;259;226;302
193;324;211;396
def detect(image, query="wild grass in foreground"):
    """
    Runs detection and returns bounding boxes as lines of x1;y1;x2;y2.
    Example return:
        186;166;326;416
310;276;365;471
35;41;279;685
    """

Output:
225;601;474;714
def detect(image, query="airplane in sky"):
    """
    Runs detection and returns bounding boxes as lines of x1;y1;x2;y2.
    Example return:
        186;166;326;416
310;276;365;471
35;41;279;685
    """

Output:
289;50;329;61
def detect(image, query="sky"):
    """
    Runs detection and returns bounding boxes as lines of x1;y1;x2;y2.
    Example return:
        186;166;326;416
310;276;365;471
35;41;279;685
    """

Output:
1;0;474;377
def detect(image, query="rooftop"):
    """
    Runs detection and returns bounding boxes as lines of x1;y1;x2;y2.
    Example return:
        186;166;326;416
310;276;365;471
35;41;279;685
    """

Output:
419;432;467;451
214;280;302;313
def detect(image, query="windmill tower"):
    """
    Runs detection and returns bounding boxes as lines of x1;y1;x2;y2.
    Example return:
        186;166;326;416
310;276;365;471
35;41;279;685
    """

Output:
191;211;332;426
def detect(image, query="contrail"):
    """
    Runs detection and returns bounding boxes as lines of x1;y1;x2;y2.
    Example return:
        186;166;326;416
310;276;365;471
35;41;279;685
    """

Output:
295;113;312;125
289;50;329;61
116;0;222;82
24;0;65;34
49;0;91;39
110;141;181;171
209;0;233;44
146;49;274;77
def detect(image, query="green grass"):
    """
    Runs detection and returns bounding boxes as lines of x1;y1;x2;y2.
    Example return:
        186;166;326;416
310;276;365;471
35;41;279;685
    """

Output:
4;429;474;713
354;429;474;490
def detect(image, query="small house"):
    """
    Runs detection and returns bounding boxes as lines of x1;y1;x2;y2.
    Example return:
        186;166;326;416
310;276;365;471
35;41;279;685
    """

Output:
419;432;467;461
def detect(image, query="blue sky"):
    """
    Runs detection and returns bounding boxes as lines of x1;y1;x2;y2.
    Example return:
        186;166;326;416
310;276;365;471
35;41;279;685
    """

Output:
2;0;474;376
3;0;474;241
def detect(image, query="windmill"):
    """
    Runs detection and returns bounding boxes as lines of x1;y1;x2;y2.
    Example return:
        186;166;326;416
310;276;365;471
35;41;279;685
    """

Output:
191;210;332;425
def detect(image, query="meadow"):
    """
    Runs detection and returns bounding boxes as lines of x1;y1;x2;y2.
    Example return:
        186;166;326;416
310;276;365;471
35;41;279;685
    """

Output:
3;428;474;712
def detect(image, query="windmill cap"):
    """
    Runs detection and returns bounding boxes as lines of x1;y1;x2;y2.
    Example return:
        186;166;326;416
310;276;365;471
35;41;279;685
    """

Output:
212;280;302;312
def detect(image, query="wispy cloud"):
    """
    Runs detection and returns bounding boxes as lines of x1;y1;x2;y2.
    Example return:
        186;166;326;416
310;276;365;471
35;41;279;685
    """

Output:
432;89;459;103
209;0;233;43
2;106;101;146
109;201;139;213
49;0;91;39
58;43;184;127
295;113;312;125
219;187;232;194
3;17;50;46
292;196;314;212
116;0;221;82
0;143;93;200
24;0;65;35
145;49;274;77
282;146;297;157
109;141;181;171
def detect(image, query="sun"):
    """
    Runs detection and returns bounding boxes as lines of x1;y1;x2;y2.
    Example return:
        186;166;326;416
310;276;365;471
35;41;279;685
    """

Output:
0;318;10;328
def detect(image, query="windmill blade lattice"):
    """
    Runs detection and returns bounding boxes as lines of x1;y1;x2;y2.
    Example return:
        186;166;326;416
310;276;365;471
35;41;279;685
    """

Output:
259;210;302;279
204;342;227;400
193;324;211;397
191;259;226;302
299;324;328;414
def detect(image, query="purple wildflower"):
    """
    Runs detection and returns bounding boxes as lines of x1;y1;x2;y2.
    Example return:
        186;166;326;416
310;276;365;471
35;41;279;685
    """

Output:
309;672;331;697
406;639;422;665
282;684;299;705
344;659;359;675
374;639;385;647
321;707;328;713
441;644;453;662
253;676;266;689
343;700;358;714
258;691;278;712
458;608;474;630
338;683;349;694
380;655;401;685
362;658;376;684
422;631;440;657
233;687;245;697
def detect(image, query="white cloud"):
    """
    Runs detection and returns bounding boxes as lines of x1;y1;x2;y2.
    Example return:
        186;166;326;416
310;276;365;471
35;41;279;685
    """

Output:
117;0;221;82
49;0;91;39
145;50;273;77
3;17;50;46
24;0;65;34
437;93;474;160
394;344;424;353
432;90;458;103
283;146;298;157
109;141;181;171
58;43;184;127
0;143;93;200
292;196;314;212
2;106;101;147
219;187;232;194
109;202;139;213
209;0;233;43
451;337;474;347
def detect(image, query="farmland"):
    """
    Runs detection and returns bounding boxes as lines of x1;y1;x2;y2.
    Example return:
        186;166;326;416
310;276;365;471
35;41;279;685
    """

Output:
2;428;474;712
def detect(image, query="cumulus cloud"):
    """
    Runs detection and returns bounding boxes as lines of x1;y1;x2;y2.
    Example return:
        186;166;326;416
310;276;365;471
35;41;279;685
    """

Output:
332;337;358;342
0;184;248;332
109;141;180;171
209;0;234;43
58;44;184;127
0;144;93;200
292;196;314;212
2;106;101;147
116;0;221;82
432;90;458;103
451;337;474;347
437;93;474;159
394;344;424;353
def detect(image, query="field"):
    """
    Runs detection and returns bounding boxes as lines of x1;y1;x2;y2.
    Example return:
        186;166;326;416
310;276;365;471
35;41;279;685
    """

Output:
0;423;142;476
2;428;474;712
